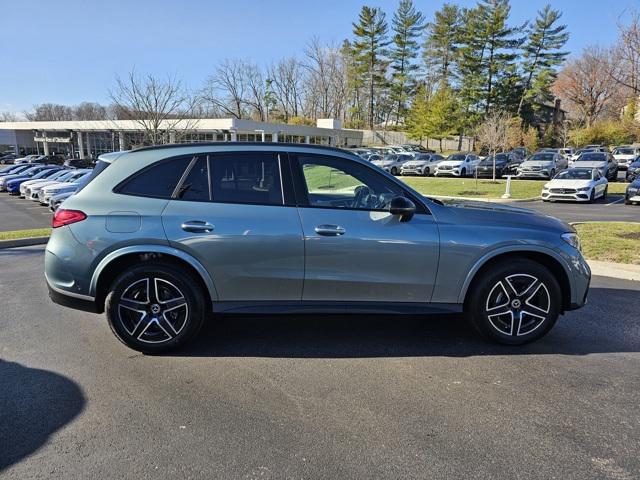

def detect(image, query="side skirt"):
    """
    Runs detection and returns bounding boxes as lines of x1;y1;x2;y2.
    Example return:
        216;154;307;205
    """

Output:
211;301;463;315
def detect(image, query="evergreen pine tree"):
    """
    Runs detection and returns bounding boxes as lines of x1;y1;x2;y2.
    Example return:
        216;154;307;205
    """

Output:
390;0;425;124
517;5;569;118
423;3;462;86
351;7;390;128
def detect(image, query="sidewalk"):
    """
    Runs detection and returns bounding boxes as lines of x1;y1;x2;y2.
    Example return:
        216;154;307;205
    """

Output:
588;260;640;282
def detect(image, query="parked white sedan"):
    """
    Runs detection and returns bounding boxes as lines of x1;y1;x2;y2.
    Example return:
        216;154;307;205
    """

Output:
541;168;608;203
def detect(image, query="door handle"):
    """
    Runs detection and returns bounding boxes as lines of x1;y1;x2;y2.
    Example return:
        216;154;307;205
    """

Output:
314;224;346;236
181;220;214;233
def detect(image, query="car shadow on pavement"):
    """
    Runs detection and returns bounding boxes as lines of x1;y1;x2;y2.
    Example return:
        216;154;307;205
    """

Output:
0;360;85;472
173;285;640;359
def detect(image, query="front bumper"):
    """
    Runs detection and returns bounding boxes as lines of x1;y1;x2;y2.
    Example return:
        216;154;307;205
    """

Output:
400;167;425;175
517;170;551;179
541;189;591;202
434;168;462;177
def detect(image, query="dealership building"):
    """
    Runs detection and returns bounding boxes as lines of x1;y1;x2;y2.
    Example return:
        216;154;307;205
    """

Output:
0;118;363;158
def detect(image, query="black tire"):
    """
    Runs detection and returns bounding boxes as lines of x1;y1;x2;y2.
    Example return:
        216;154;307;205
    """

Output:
625;198;631;205
461;168;466;177
465;259;561;345
105;262;206;353
588;189;595;203
391;167;398;175
549;169;555;179
602;186;608;200
423;167;430;176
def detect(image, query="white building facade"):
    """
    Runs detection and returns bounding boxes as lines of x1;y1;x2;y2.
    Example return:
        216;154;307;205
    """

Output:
0;118;363;158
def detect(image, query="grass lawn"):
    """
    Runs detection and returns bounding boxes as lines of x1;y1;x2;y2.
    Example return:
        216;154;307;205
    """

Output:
574;222;640;265
303;164;630;200
0;228;52;241
402;176;629;199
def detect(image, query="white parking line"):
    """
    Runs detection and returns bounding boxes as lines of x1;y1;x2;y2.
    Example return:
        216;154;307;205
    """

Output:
606;198;625;206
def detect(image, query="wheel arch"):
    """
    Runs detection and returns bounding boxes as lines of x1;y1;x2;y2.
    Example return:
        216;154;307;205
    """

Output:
90;245;218;313
459;247;573;312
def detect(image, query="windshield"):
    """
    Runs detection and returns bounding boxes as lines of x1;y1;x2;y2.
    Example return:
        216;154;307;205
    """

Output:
613;148;635;155
577;153;606;162
447;154;466;161
529;153;555;161
555;169;593;180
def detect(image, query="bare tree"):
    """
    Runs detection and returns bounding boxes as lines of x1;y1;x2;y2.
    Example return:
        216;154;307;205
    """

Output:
24;103;74;121
303;38;349;121
73;102;108;120
609;10;640;97
476;110;511;181
0;111;18;122
201;59;248;119
267;57;304;121
109;70;199;144
244;63;266;121
553;47;617;127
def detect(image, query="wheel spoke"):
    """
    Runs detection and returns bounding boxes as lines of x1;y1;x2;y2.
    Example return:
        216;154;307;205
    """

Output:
161;297;187;311
149;278;160;304
486;281;511;311
119;298;147;312
525;283;550;314
487;310;514;335
505;274;538;297
129;312;149;338
157;316;178;337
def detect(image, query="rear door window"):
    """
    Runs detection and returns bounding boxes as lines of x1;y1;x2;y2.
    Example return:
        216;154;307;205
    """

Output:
210;153;283;206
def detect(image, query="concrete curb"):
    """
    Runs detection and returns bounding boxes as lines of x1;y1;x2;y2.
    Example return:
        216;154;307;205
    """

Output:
0;236;49;249
427;194;540;203
587;260;640;282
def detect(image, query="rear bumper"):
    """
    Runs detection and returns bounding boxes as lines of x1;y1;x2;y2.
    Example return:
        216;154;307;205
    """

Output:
47;282;99;313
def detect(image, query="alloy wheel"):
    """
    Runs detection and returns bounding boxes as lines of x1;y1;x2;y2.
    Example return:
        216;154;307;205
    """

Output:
118;277;189;344
485;274;550;337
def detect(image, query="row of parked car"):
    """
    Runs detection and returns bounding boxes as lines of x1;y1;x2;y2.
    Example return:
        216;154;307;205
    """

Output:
0;162;94;211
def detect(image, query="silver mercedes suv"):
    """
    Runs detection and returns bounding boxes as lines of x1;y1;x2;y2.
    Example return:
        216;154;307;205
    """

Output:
45;143;590;353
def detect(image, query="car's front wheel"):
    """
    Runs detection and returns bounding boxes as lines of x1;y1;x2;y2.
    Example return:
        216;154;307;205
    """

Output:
465;259;561;345
105;262;206;353
391;167;398;175
422;167;430;176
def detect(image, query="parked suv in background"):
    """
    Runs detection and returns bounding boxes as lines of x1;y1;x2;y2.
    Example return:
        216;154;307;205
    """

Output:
612;146;639;170
434;153;479;177
517;152;568;179
45;143;590;353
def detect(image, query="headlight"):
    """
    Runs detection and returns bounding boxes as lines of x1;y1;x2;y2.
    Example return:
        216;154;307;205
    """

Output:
561;233;581;251
577;187;591;191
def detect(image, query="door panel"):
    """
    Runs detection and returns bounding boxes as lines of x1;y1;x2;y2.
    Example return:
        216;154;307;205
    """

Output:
163;201;304;301
298;208;439;302
291;153;440;303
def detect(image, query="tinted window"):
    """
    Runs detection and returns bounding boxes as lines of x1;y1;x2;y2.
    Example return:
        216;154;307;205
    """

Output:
176;156;210;201
297;155;402;211
530;153;554;161
577;153;606;162
118;156;191;198
210;153;283;205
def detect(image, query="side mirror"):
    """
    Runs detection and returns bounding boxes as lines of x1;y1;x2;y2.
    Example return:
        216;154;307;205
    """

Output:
389;196;416;222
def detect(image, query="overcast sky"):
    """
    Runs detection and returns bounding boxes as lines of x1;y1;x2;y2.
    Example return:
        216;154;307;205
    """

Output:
1;0;637;113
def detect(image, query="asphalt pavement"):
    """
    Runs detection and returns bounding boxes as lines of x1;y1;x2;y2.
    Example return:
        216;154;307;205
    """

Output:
1;246;638;479
0;193;51;232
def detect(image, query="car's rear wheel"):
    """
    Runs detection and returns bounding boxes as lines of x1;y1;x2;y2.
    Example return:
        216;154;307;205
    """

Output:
105;262;205;353
465;259;561;345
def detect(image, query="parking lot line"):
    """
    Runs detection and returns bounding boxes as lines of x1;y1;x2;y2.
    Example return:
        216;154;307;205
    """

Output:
606;198;625;206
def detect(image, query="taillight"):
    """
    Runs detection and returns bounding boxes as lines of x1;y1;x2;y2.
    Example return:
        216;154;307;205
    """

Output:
52;209;87;228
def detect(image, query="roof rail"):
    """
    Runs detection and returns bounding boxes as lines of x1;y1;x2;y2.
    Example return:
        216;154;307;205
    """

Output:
130;142;353;155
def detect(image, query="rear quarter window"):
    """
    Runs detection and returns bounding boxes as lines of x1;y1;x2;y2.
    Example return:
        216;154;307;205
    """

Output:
116;156;192;199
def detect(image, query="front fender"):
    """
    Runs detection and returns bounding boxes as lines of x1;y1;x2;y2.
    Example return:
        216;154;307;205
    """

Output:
456;244;574;304
89;244;219;302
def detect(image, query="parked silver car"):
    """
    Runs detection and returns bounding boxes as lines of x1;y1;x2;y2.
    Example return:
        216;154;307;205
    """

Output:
517;152;568;179
400;154;445;176
45;144;590;353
